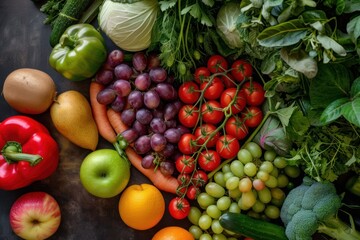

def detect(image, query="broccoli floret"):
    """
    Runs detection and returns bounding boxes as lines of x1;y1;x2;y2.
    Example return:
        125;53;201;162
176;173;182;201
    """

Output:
280;176;360;240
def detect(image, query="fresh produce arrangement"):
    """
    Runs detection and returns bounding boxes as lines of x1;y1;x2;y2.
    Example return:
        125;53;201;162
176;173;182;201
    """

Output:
1;0;360;239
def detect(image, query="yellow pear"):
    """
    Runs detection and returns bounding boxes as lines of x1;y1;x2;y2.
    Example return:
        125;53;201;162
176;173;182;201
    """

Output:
50;90;98;150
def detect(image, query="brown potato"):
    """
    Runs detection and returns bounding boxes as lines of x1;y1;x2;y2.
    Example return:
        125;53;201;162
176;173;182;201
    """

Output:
2;68;57;114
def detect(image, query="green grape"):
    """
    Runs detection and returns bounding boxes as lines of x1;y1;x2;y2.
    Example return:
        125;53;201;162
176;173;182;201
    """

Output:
259;161;274;173
222;163;231;173
277;174;289;188
271;197;285;207
273;156;287;169
271;187;285;201
217;196;231;211
264;205;280;219
264;150;277;162
226;176;240;190
244;162;258;177
230;160;244;177
252;200;266;213
228;202;241;213
270;167;279;177
214;171;226;187
212;233;227;240
258;187;272;204
199;233;213;240
238;177;252;192
256;170;270;182
237;148;253;164
244;142;262;158
228;187;242;200
206;205;222;219
284;165;301;178
240;191;256;210
189;225;203;239
205;182;226;198
265;175;278;188
197;192;216;209
188;206;202;225
211;219;224;234
198;214;212;230
223;171;235;182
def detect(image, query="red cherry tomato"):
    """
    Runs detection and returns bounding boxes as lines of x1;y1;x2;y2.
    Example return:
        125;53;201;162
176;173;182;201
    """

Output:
241;81;265;106
221;72;236;88
194;66;210;84
220;88;247;114
186;185;200;200
175;155;195;174
178;105;199;128
177;173;191;185
242;106;263;128
207;55;228;73
192;170;208;187
200;77;225;100
194;123;219;148
178;133;199;155
216;135;240;159
231;59;253;82
198;150;221;172
225;116;249;140
178;81;200;104
201;100;224;125
168;197;190;220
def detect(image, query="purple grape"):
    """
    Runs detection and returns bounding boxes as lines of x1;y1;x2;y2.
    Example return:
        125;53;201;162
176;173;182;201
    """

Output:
141;154;155;169
111;96;126;112
127;90;143;109
121;109;136;126
152;107;164;119
147;52;160;70
150;118;167;134
166;75;175;84
96;88;117;105
136;108;153;125
155;83;177;101
121;128;138;144
150;133;167;152
149;67;167;83
132;52;148;72
134;73;151;91
114;63;133;80
164;102;179;121
177;125;191;135
160;143;175;158
144;89;160;109
133;120;148;136
95;69;114;85
165;119;177;129
112;79;131;97
164;128;181;143
160;161;175;176
106;49;124;68
134;135;151;154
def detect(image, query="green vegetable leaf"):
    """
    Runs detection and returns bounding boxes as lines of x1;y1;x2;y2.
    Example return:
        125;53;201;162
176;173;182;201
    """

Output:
341;98;360;127
159;0;177;11
275;103;297;127
344;0;360;13
189;3;201;19
201;0;215;7
320;98;349;124
316;34;347;56
200;9;213;26
257;19;309;47
280;48;318;78
347;15;360;42
350;77;360;98
309;63;351;109
300;10;327;24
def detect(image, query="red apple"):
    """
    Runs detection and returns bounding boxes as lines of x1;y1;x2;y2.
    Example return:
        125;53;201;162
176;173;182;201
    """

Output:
9;191;61;240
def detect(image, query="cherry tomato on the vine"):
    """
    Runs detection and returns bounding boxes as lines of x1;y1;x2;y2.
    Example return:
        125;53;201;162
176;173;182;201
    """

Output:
221;72;236;88
216;135;240;159
201;100;224;125
231;59;253;82
242;106;263;128
192;170;208;187
220;88;247;114
178;81;200;104
186;185;200;200
175;155;195;174
177;173;191;185
168;197;190;220
198;150;221;172
178;133;199;155
207;55;228;73
241;81;265;106
194;66;210;84
194;123;219;148
200;77;224;100
225;116;249;140
178;105;199;128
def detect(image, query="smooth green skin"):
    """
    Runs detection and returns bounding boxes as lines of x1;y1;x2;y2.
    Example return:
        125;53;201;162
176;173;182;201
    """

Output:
49;23;107;81
80;149;130;198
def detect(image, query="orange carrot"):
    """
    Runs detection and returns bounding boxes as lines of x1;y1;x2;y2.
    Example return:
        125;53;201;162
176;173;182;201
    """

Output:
107;108;128;135
89;81;117;144
125;147;180;194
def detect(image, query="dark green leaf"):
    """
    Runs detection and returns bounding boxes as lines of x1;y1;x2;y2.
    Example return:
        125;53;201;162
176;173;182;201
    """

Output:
201;0;215;7
320;98;349;124
300;10;327;23
350;77;360;98
275;103;297;127
341;98;360;127
257;19;309;47
344;0;360;13
159;0;177;11
280;48;318;78
189;3;201;19
347;15;360;42
309;63;351;109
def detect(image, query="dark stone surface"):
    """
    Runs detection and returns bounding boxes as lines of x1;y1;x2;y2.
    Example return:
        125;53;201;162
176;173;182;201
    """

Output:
0;1;190;239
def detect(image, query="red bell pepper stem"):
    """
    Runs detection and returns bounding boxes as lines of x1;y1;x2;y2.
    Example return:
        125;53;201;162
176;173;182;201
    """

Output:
1;141;42;166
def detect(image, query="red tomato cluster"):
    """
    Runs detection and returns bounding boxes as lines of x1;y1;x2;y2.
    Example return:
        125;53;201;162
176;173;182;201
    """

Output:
173;55;266;207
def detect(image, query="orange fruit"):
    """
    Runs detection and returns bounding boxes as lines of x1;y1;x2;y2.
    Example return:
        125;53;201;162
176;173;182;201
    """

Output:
118;184;165;230
152;226;194;240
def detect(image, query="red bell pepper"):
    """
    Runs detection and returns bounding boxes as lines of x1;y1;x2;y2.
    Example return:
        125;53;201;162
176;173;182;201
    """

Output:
0;116;59;190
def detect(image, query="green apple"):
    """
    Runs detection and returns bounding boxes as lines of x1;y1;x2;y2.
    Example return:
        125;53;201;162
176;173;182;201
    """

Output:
80;149;130;198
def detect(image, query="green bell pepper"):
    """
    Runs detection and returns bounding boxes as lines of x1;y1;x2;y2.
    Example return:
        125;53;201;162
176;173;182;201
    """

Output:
49;23;107;81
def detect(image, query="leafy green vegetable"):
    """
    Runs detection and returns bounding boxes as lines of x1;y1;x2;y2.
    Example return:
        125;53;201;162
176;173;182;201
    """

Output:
39;0;66;26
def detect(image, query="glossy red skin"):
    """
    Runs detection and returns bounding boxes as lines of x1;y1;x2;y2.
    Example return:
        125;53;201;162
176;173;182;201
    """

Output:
178;105;199;128
207;55;228;74
178;81;200;104
186;185;199;200
175;155;195;174
194;123;219;148
216;135;240;159
178;133;199;155
0;116;59;190
242;106;263;128
220;88;247;114
198;150;221;172
168;197;190;220
225;116;249;140
241;81;265;106
200;77;225;100
194;67;210;84
201;100;224;125
192;170;208;187
230;59;253;82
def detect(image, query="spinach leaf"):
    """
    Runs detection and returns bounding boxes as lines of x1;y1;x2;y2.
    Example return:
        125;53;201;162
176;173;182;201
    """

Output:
341;98;360;127
320;98;349;124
